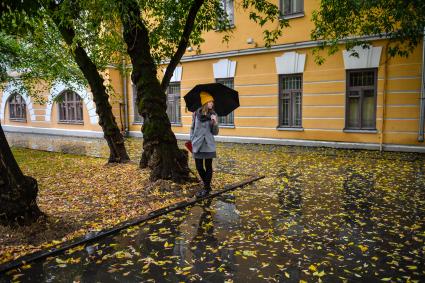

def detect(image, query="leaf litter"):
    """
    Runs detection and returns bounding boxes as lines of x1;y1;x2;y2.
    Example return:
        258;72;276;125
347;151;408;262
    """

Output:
1;135;425;282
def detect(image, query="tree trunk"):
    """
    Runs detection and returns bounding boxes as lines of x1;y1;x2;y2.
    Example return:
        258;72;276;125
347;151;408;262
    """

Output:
50;6;130;163
0;122;42;226
119;1;191;182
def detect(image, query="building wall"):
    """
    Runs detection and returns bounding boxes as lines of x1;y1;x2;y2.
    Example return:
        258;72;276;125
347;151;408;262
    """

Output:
191;0;318;55
127;39;423;148
1;0;424;151
0;80;103;136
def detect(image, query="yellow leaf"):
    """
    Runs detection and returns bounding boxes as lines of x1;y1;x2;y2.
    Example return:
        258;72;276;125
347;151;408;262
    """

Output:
21;264;31;270
358;244;368;253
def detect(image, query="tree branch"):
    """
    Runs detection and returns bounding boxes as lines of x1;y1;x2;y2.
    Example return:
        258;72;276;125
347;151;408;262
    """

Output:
160;0;205;91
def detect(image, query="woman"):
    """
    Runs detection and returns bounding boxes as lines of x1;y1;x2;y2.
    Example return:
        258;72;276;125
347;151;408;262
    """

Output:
190;91;219;198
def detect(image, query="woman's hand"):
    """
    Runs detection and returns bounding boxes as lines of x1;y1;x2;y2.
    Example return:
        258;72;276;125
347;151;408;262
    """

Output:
211;114;217;124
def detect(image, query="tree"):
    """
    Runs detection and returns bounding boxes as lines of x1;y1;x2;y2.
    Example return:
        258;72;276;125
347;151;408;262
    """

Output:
2;0;287;182
0;1;130;163
0;123;42;226
0;35;42;226
115;0;286;182
311;0;425;64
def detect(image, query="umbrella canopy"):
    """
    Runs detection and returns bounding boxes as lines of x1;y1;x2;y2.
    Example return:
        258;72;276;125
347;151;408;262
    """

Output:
184;83;239;116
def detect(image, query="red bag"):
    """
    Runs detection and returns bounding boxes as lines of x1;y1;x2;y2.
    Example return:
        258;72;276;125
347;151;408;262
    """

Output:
185;141;193;153
185;111;195;153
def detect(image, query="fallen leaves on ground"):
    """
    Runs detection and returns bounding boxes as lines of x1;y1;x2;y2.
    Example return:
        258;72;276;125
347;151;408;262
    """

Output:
0;147;244;264
2;134;425;282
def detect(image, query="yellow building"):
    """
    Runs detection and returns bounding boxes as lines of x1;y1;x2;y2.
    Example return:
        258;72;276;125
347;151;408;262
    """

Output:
1;0;424;152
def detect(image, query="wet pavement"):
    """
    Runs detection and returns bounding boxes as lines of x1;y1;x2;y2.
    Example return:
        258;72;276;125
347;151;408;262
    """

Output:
2;132;425;282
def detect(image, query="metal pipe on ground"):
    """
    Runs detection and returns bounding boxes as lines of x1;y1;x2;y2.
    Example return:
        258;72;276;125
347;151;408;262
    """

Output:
0;175;264;274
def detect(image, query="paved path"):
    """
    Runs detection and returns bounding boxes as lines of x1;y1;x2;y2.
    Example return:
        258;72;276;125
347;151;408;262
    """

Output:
2;132;425;282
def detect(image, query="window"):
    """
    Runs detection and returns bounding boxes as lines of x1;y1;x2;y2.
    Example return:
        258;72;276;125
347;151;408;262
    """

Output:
219;0;234;27
58;90;83;124
345;69;377;130
216;78;235;126
279;74;302;127
8;93;26;122
280;0;304;16
132;84;143;124
166;82;181;124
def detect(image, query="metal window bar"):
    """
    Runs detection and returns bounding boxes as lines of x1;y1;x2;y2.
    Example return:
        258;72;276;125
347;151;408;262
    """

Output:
282;0;304;16
9;93;26;121
166;82;181;124
219;0;234;26
279;74;302;127
58;91;83;124
216;78;235;126
346;69;377;130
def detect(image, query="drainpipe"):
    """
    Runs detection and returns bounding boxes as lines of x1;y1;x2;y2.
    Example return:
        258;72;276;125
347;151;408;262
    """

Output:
418;28;425;142
122;58;129;137
380;43;389;151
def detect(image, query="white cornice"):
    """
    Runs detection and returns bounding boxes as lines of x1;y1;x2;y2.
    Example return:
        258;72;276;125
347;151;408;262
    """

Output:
106;35;388;69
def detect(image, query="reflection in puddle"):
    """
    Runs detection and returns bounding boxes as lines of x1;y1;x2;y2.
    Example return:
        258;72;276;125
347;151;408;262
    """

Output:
2;132;425;282
2;172;425;282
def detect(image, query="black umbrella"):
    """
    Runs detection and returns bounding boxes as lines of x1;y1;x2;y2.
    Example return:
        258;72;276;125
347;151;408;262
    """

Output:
184;83;239;116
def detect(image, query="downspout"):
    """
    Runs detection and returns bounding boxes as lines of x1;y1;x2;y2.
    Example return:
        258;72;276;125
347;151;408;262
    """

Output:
122;57;129;137
418;28;425;142
379;43;389;151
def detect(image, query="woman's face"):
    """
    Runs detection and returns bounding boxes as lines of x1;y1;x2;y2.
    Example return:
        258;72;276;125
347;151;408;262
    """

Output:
207;101;214;109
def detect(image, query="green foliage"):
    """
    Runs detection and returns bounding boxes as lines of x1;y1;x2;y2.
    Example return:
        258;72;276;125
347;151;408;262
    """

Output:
74;0;286;64
311;0;425;64
0;33;20;83
0;0;120;101
1;0;287;100
1;0;287;98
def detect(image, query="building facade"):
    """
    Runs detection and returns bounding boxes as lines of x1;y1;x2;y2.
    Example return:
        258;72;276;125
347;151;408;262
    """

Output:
1;0;424;152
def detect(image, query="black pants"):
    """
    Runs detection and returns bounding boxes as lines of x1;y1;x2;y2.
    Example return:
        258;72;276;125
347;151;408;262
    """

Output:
195;158;213;189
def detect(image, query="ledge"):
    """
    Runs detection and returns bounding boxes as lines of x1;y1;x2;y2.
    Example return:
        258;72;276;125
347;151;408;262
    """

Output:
276;127;304;132
281;12;305;20
58;121;84;125
343;129;378;134
171;123;183;127
214;24;235;32
219;125;236;129
3;125;104;138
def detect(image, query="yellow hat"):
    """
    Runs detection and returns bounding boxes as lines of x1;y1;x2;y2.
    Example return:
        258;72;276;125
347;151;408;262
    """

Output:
200;91;214;106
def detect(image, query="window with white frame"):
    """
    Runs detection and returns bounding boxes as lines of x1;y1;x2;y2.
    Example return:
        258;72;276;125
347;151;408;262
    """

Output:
58;90;83;124
166;82;181;124
8;93;26;122
280;0;304;16
219;0;234;26
279;74;302;127
345;69;377;130
216;78;235;126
